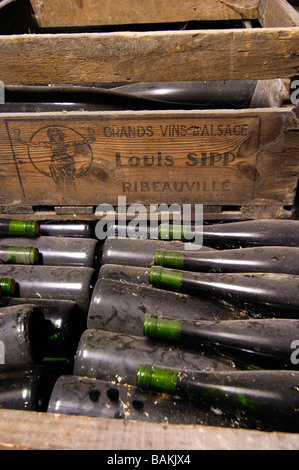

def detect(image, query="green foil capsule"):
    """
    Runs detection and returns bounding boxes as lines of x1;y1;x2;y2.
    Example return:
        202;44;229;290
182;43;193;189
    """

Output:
155;250;185;269
0;278;15;296
137;364;178;394
149;266;183;291
0;246;39;265
0;219;40;237
143;315;182;341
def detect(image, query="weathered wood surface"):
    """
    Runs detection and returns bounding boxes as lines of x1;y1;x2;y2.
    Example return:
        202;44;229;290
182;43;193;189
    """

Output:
30;0;299;29
1;27;299;84
30;0;261;29
259;0;299;27
0;409;298;450
0;108;298;211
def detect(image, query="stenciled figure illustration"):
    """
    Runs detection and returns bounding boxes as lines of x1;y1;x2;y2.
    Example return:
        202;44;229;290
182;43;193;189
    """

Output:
15;126;95;189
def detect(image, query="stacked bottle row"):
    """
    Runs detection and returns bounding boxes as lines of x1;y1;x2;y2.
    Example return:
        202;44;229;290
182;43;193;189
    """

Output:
1;218;299;434
52;219;299;433
0;218;98;411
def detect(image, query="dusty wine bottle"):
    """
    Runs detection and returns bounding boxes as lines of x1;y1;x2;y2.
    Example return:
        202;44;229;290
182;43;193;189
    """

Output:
0;365;52;411
154;246;299;275
39;221;94;238
158;219;299;248
47;374;247;428
1;297;85;357
87;279;248;334
0;304;47;365
73;329;236;385
0;218;39;237
143;315;299;369
149;267;299;317
0;236;100;267
0;265;95;313
0;245;39;265
0;277;15;296
137;365;299;433
1;297;86;357
101;237;215;268
98;264;151;286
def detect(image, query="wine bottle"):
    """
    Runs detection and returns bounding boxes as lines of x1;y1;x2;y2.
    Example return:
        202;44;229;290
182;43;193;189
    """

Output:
1;297;85;357
0;218;39;237
0;277;15;296
39;221;94;238
73;329;237;385
0;365;52;412
87;279;248;335
0;304;47;365
149;267;299;317
154;246;299;275
0;245;39;265
0;265;95;313
47;374;248;428
158;219;299;248
0;236;100;268
143;315;299;369
101;237;215;268
98;264;151;286
137;365;299;433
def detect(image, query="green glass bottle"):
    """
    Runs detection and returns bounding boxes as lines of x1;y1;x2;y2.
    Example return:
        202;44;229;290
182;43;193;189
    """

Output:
0;245;39;265
73;329;236;385
157;219;299;248
0;365;52;411
0;218;39;237
87;278;247;335
1;297;85;358
101;237;215;268
0;236;99;267
0;304;47;365
143;315;299;369
137;365;299;433
0;265;95;313
149;267;299;317
154;246;299;275
47;374;249;428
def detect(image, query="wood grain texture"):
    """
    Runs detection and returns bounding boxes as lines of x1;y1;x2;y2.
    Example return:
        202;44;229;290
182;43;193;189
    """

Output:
0;409;298;450
1;27;299;84
30;0;260;28
259;0;299;27
0;107;298;211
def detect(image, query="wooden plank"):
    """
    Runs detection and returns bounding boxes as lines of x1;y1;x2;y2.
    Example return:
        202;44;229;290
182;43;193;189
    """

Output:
1;28;299;84
30;0;260;29
0;108;298;211
0;408;298;450
259;0;299;27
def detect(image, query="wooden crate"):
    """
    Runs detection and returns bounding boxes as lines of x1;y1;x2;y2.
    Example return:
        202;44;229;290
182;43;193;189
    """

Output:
0;0;299;451
0;0;298;221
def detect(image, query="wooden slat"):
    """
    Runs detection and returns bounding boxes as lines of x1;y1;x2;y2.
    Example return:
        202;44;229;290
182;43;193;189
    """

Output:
0;107;298;211
0;409;298;450
1;27;299;84
259;0;299;27
30;0;260;29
